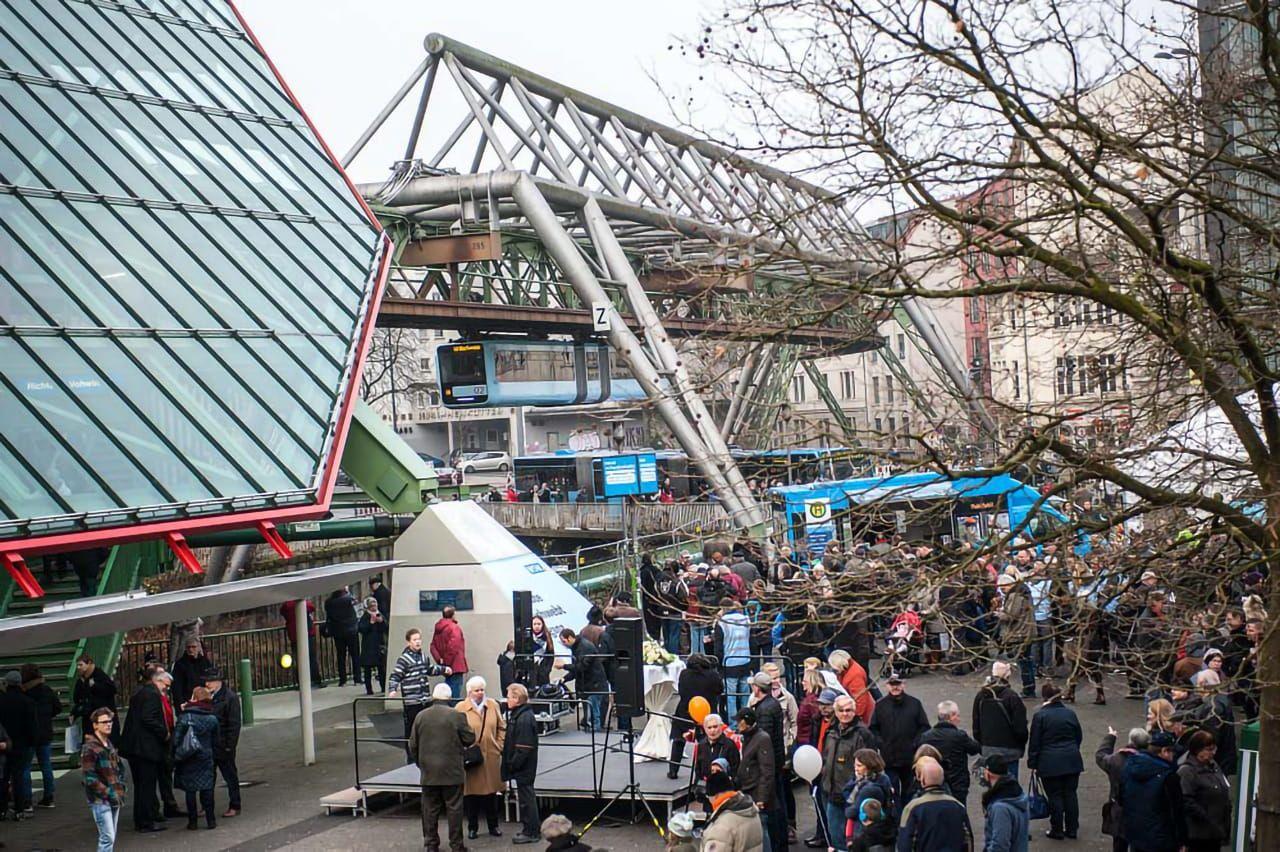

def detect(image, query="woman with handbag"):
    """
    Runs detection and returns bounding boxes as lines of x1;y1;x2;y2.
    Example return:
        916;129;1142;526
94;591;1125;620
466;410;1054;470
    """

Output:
172;686;220;831
454;676;507;839
1027;683;1083;840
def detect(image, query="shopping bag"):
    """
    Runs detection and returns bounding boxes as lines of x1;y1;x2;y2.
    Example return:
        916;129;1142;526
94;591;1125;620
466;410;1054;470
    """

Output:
64;720;83;754
174;724;201;761
1027;771;1051;820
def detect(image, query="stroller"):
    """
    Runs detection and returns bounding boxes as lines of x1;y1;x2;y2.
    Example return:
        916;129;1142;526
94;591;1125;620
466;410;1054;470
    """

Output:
881;608;924;678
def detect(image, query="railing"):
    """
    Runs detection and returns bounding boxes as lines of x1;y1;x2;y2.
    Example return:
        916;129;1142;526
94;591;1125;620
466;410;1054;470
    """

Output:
119;624;344;695
479;501;739;537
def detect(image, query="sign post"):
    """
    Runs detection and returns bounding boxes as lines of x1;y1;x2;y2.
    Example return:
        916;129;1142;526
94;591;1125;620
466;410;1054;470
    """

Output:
591;302;611;333
804;498;835;557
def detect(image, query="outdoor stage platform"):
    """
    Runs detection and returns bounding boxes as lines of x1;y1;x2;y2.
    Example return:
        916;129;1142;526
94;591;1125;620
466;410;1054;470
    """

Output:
356;730;692;818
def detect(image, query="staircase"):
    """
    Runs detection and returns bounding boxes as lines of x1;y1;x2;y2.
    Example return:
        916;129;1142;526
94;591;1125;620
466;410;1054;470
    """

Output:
0;543;159;784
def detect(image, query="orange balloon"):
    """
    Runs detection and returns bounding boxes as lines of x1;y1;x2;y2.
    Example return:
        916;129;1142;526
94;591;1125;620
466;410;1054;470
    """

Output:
688;696;711;724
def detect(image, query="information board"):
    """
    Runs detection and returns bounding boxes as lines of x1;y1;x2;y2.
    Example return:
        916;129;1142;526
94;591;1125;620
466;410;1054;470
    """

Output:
599;453;661;497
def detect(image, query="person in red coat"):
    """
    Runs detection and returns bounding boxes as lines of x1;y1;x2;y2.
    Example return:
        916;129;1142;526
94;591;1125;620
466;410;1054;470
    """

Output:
431;606;469;698
280;600;324;687
830;650;874;724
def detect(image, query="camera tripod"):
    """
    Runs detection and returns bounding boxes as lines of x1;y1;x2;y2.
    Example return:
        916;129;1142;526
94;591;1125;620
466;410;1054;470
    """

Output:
578;711;665;840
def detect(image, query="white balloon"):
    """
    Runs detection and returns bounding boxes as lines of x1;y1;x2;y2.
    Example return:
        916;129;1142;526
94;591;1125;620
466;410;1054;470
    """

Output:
792;744;822;782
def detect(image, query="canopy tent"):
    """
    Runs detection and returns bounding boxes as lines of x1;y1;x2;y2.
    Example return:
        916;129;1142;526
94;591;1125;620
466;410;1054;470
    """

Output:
1116;393;1261;503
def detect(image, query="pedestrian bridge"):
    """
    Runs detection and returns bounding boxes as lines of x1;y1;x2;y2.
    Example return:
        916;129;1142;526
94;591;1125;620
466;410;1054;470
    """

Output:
477;500;743;540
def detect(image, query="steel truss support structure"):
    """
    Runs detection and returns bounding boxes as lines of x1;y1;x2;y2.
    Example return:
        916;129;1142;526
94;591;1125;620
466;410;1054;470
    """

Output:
348;33;995;521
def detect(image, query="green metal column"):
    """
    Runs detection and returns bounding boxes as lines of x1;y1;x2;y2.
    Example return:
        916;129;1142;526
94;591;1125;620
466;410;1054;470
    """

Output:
339;399;438;513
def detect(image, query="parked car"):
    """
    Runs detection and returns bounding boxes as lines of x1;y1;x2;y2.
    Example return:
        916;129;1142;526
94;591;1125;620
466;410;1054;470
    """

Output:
417;453;464;486
460;451;512;473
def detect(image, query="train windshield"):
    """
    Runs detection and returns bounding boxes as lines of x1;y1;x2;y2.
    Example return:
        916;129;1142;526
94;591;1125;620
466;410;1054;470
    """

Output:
440;345;486;384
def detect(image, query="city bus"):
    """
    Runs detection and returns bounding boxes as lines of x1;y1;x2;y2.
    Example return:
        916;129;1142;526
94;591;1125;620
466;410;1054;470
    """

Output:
512;449;659;502
769;471;1076;555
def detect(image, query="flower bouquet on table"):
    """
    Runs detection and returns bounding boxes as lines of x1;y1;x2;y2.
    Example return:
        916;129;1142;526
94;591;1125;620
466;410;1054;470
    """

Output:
643;637;676;666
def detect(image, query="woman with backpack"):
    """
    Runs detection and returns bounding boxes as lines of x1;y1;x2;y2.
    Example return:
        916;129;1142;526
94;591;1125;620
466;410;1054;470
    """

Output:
172;686;220;830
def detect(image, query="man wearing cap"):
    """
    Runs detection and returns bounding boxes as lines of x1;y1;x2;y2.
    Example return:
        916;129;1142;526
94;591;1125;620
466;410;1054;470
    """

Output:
702;755;767;852
666;809;700;852
751;671;789;851
1118;731;1185;852
980;755;1029;852
205;669;242;817
733;707;775;850
869;674;931;801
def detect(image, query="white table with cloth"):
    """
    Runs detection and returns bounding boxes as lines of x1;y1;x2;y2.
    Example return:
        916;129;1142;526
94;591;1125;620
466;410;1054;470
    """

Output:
631;658;686;761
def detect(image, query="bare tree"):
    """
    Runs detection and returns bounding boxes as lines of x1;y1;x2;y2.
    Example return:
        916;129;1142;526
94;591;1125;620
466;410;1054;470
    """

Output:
683;0;1280;840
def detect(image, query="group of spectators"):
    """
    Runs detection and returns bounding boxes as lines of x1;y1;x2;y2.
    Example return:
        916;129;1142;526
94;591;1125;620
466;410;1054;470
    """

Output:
0;641;242;851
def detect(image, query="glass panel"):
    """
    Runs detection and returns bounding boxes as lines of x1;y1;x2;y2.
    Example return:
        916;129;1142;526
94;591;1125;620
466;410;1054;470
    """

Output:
26;335;219;501
0;336;166;510
72;336;263;496
204;336;330;444
120;336;309;490
244;335;341;415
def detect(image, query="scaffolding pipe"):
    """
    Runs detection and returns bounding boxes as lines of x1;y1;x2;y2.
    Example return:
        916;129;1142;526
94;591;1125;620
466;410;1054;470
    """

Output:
899;296;998;436
721;346;761;441
510;177;754;528
580;199;763;525
729;343;779;444
341;55;433;168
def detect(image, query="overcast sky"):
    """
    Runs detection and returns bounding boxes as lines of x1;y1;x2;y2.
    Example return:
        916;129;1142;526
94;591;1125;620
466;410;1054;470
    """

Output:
235;0;721;184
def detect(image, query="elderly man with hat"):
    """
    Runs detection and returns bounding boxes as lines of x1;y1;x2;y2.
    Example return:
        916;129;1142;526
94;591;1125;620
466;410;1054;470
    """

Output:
204;668;242;818
869;672;931;802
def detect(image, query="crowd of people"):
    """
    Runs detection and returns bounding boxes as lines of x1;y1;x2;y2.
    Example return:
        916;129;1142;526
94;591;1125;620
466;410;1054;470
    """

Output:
0;640;244;850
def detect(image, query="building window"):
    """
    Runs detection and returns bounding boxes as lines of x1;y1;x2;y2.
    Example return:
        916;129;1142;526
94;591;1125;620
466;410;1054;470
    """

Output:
1056;356;1076;396
969;295;981;323
791;375;807;402
419;357;431;371
874;416;883;433
886;377;895;404
872;376;881;404
1012;360;1021;399
840;370;856;400
972;337;984;360
1098;353;1119;392
888;415;897;434
896;333;906;358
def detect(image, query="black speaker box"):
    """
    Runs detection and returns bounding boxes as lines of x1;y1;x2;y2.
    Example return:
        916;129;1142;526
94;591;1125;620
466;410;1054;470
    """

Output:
610;617;645;716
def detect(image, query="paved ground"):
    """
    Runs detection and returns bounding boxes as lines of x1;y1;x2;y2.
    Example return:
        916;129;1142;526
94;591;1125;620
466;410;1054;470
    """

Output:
2;671;1157;851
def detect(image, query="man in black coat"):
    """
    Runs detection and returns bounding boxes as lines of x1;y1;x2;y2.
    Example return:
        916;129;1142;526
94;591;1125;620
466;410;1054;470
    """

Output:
409;683;475;852
0;671;38;817
206;669;243;817
170;639;215;707
918;699;982;806
555;629;609;732
870;674;932;801
747;672;787;852
118;670;172;833
323;587;361;687
72;655;117;740
973;662;1030;779
502;683;541;844
369;576;392;618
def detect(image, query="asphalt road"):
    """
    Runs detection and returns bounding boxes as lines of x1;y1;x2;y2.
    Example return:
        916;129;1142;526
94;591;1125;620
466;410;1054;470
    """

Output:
1;669;1168;851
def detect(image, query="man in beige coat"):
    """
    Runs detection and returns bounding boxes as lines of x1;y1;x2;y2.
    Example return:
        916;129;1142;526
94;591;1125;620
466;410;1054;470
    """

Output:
454;676;507;839
410;683;475;852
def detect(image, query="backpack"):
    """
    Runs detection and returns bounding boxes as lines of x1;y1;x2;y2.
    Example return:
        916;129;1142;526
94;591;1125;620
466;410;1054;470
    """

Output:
657;576;686;607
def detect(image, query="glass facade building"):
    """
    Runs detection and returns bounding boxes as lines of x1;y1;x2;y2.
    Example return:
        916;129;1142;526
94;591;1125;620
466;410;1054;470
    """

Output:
0;0;389;547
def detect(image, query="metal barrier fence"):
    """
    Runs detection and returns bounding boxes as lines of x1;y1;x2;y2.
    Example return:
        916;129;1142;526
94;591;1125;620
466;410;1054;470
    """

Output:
479;501;741;537
119;624;345;694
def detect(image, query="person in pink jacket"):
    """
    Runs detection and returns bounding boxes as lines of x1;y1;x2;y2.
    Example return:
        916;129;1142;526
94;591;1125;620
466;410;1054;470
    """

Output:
430;606;469;698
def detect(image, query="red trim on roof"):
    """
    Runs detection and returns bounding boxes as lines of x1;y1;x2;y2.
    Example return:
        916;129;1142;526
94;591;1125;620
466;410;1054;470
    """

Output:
1;4;396;570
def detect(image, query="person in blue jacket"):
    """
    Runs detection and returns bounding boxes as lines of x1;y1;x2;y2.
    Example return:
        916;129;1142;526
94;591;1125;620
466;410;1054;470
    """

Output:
1118;732;1186;852
1027;683;1084;839
980;754;1029;852
895;759;972;852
